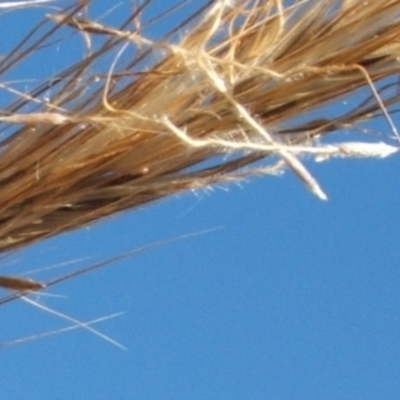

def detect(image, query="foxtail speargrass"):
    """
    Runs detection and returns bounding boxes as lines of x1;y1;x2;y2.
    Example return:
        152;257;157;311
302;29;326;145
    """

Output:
0;0;399;345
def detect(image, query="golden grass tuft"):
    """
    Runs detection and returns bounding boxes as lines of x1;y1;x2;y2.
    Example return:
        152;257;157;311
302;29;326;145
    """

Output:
0;0;399;256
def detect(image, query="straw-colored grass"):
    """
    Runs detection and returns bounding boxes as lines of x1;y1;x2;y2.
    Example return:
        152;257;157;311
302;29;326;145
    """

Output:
0;0;399;273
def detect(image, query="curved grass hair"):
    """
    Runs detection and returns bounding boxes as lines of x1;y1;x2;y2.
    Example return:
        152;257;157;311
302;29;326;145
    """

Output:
0;0;399;329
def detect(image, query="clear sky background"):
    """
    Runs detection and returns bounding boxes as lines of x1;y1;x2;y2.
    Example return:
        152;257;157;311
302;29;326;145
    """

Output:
1;1;400;400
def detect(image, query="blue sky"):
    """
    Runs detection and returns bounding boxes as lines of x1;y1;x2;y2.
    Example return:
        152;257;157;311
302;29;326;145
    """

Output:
1;1;400;400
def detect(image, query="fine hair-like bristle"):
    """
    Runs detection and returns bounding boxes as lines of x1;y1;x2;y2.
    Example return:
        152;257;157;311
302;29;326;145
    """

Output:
0;0;399;256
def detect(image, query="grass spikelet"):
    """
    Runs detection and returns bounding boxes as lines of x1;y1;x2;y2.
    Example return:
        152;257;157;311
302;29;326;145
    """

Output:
0;1;399;261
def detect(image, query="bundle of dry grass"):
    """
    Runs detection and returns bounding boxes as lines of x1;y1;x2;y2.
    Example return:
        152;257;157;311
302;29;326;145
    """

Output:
0;0;399;259
0;0;400;348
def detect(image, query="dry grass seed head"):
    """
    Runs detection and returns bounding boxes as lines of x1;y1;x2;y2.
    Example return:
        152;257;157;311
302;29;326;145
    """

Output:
0;1;398;253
